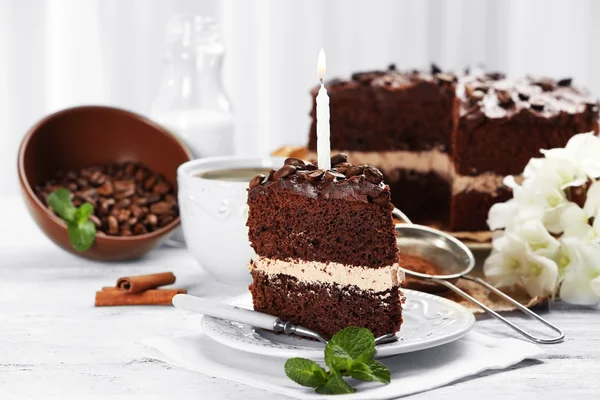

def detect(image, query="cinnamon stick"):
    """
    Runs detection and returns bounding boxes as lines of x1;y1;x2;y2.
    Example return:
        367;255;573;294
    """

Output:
95;287;186;307
115;272;176;293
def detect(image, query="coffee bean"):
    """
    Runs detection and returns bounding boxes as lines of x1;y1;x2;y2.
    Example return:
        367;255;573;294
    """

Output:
249;174;265;188
133;223;147;235
557;78;572;87
330;153;348;166
518;92;530;101
158;215;175;227
144;176;157;190
284;157;306;168
305;163;317;171
346;165;364;178
150;201;172;215
305;169;324;182
266;169;276;181
107;215;119;235
129;204;144;218
431;63;442;74
146;214;158;227
39;162;177;238
116;198;131;209
153;181;171;195
273;165;296;179
496;90;513;106
97;181;114;196
117;208;131;223
89;214;102;228
325;170;345;181
364;166;384;184
164;194;177;206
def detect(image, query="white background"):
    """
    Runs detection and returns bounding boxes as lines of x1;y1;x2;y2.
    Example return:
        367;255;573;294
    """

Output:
1;0;599;196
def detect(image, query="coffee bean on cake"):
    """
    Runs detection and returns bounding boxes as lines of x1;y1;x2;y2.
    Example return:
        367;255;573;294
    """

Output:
36;162;178;237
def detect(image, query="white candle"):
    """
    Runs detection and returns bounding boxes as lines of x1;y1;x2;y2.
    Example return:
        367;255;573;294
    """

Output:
316;48;331;171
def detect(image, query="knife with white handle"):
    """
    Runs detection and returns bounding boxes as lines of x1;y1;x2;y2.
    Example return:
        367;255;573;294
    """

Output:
172;294;328;343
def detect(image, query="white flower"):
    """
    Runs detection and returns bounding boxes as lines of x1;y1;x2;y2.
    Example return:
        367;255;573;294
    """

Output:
583;180;600;218
541;132;600;179
559;242;600;306
500;173;570;234
562;208;600;243
484;220;559;298
524;157;587;190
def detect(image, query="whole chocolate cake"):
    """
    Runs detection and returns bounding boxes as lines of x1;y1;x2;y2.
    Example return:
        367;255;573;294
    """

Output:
307;65;600;231
247;155;404;339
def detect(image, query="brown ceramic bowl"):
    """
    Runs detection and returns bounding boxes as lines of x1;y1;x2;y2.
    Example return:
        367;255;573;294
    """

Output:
18;105;191;261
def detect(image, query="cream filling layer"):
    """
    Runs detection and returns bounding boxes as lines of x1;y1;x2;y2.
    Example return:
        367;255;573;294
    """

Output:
250;256;404;292
309;149;506;195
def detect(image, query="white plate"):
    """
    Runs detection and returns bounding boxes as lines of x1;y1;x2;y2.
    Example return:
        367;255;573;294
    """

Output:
201;289;475;359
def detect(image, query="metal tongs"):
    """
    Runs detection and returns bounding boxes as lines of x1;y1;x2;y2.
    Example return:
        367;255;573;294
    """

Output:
392;208;564;344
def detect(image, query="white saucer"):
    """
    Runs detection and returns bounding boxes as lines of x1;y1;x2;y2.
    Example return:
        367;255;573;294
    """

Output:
201;289;475;360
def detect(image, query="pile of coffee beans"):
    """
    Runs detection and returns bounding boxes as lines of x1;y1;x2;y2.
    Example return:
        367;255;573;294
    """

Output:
249;153;385;188
35;162;178;236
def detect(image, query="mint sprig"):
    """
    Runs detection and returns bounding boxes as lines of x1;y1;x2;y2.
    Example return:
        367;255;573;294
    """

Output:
48;188;96;252
284;327;391;395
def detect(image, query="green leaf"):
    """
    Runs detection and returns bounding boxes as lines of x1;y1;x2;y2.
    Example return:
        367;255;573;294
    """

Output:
315;369;356;395
47;188;76;221
67;220;96;252
74;202;94;225
348;360;391;384
325;327;375;370
284;358;328;388
366;360;391;384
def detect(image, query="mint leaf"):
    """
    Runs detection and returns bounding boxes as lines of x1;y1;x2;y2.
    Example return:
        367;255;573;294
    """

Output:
47;188;76;221
348;360;390;384
284;327;390;395
284;358;328;388
74;202;94;225
366;360;391;384
67;220;96;252
48;189;97;252
315;369;356;395
325;327;375;371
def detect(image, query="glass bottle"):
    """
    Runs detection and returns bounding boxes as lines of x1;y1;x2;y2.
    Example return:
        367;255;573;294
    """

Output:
151;15;234;159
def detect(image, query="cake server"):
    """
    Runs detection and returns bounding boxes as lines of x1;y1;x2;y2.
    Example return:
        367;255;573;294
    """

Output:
392;208;565;344
173;294;397;345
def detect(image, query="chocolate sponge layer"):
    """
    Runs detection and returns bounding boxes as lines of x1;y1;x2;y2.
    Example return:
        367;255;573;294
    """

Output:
250;270;403;340
247;183;398;269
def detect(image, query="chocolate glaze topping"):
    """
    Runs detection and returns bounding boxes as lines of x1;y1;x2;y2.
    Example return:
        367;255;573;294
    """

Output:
248;154;389;203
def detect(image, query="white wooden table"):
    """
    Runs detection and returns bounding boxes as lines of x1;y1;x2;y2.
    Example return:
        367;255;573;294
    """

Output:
1;196;599;399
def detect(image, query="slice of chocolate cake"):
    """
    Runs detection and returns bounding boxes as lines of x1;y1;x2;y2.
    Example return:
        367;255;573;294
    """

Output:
247;155;404;339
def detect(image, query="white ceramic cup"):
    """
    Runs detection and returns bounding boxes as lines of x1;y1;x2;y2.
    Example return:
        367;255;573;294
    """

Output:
177;156;286;284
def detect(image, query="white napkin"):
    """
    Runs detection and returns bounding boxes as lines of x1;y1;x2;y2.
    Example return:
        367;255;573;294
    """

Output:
142;330;544;399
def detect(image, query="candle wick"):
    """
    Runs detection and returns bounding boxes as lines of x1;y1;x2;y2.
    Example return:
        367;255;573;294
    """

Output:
320;77;324;84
